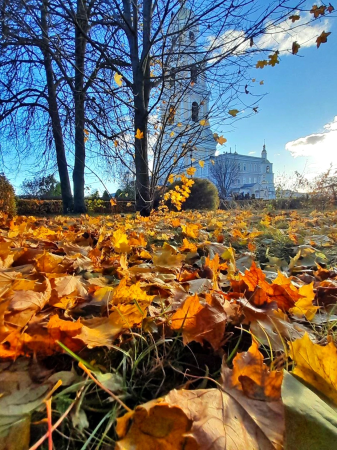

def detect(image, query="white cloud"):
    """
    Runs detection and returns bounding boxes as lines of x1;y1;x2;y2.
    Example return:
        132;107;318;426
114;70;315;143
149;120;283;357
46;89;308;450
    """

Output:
285;116;337;173
207;12;332;58
248;151;256;155
256;13;331;52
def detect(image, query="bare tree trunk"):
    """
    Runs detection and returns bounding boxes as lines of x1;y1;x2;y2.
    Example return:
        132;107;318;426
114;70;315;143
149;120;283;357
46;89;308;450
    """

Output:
41;0;73;213
73;0;88;213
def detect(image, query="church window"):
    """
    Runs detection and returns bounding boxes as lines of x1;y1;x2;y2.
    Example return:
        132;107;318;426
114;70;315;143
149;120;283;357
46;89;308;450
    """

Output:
243;164;246;171
238;163;241;171
191;101;199;122
189;31;195;42
170;69;175;88
249;177;251;183
168;105;175;124
191;66;197;83
243;177;246;184
266;165;270;173
254;177;257;183
254;164;257;172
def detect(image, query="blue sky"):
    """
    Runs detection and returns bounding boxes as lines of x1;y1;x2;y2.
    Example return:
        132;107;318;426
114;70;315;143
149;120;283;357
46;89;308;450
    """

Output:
214;9;337;187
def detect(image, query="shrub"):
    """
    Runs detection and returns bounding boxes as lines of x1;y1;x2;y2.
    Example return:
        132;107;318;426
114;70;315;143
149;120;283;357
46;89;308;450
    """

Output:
166;177;219;210
17;199;63;215
0;174;16;215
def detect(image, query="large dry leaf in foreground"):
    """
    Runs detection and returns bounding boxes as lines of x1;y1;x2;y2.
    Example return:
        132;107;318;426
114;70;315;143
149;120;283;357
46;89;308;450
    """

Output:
289;332;337;405
170;294;227;349
166;388;282;450
282;371;337;450
115;399;198;450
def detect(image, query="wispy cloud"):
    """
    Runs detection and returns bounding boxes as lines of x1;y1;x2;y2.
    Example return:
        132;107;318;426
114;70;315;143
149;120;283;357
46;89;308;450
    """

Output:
207;13;332;57
248;151;256;155
285;116;337;173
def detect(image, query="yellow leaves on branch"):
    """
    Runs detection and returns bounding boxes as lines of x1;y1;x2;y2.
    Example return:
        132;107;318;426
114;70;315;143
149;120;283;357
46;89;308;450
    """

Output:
186;166;196;176
289;333;337;405
213;133;227;145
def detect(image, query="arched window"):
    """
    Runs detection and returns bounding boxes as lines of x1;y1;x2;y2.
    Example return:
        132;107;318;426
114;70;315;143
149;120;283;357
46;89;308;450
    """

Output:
266;165;270;173
191;102;199;122
168;105;175;124
191;66;197;83
169;69;175;88
243;164;246;171
238;163;241;171
189;31;195;42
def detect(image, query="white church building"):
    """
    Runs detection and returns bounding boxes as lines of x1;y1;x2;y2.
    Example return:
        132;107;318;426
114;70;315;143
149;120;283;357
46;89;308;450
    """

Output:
160;5;276;199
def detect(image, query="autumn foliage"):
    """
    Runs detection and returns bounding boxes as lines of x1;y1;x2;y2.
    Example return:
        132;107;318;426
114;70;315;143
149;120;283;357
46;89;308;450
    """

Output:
0;207;337;449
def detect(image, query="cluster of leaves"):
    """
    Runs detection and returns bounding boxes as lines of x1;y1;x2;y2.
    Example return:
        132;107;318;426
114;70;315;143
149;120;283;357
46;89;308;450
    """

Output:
0;208;337;448
166;177;220;211
164;171;195;210
0;175;16;215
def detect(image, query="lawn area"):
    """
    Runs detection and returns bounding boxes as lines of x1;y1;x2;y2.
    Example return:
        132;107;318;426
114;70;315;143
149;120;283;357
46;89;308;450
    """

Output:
0;207;337;449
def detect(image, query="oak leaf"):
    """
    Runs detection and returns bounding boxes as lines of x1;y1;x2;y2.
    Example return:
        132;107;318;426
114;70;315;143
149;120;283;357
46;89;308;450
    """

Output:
256;60;268;69
228;109;239;117
310;5;326;18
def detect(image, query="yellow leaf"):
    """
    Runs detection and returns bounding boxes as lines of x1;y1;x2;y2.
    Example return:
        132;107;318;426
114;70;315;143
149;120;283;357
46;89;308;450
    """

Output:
316;31;331;48
259;80;264;85
210;159;215;165
181;223;200;238
114;140;118;147
186;167;196;176
177;122;182;127
199;160;204;168
168;174;175;184
111;229;131;253
289;282;319;320
135;129;144;139
110;198;117;206
252;78;256;82
114;73;123;86
126;202;132;207
84;129;89;136
199;119;208;126
170;131;175;138
289;333;337;405
228;109;239;117
217;135;227;145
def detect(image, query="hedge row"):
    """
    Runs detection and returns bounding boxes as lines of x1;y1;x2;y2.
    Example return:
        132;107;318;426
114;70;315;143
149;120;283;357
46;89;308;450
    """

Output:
16;199;136;215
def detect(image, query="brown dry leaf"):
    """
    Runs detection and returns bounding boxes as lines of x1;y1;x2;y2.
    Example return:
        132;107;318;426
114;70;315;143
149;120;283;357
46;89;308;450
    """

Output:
74;317;121;348
166;388;283;450
226;339;283;401
7;277;51;312
115;399;198;450
0;271;22;297
35;252;66;273
54;275;87;298
170;294;227;350
289;332;337;405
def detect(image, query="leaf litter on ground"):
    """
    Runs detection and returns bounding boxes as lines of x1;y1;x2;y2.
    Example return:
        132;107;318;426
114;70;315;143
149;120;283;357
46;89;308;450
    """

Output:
0;208;336;449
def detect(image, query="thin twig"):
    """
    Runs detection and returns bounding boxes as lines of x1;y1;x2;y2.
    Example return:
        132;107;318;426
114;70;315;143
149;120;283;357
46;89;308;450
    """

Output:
29;386;85;450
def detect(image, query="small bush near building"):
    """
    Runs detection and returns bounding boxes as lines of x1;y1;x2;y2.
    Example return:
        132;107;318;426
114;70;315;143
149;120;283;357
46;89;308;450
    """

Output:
0;174;16;215
166;177;219;210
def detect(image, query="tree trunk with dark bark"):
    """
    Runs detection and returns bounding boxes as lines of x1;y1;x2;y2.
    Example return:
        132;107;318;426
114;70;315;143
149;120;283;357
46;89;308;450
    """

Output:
73;0;88;213
41;0;73;213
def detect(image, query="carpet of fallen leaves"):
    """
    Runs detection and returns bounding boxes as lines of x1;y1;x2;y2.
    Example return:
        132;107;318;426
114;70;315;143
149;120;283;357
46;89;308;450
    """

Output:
0;208;337;449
